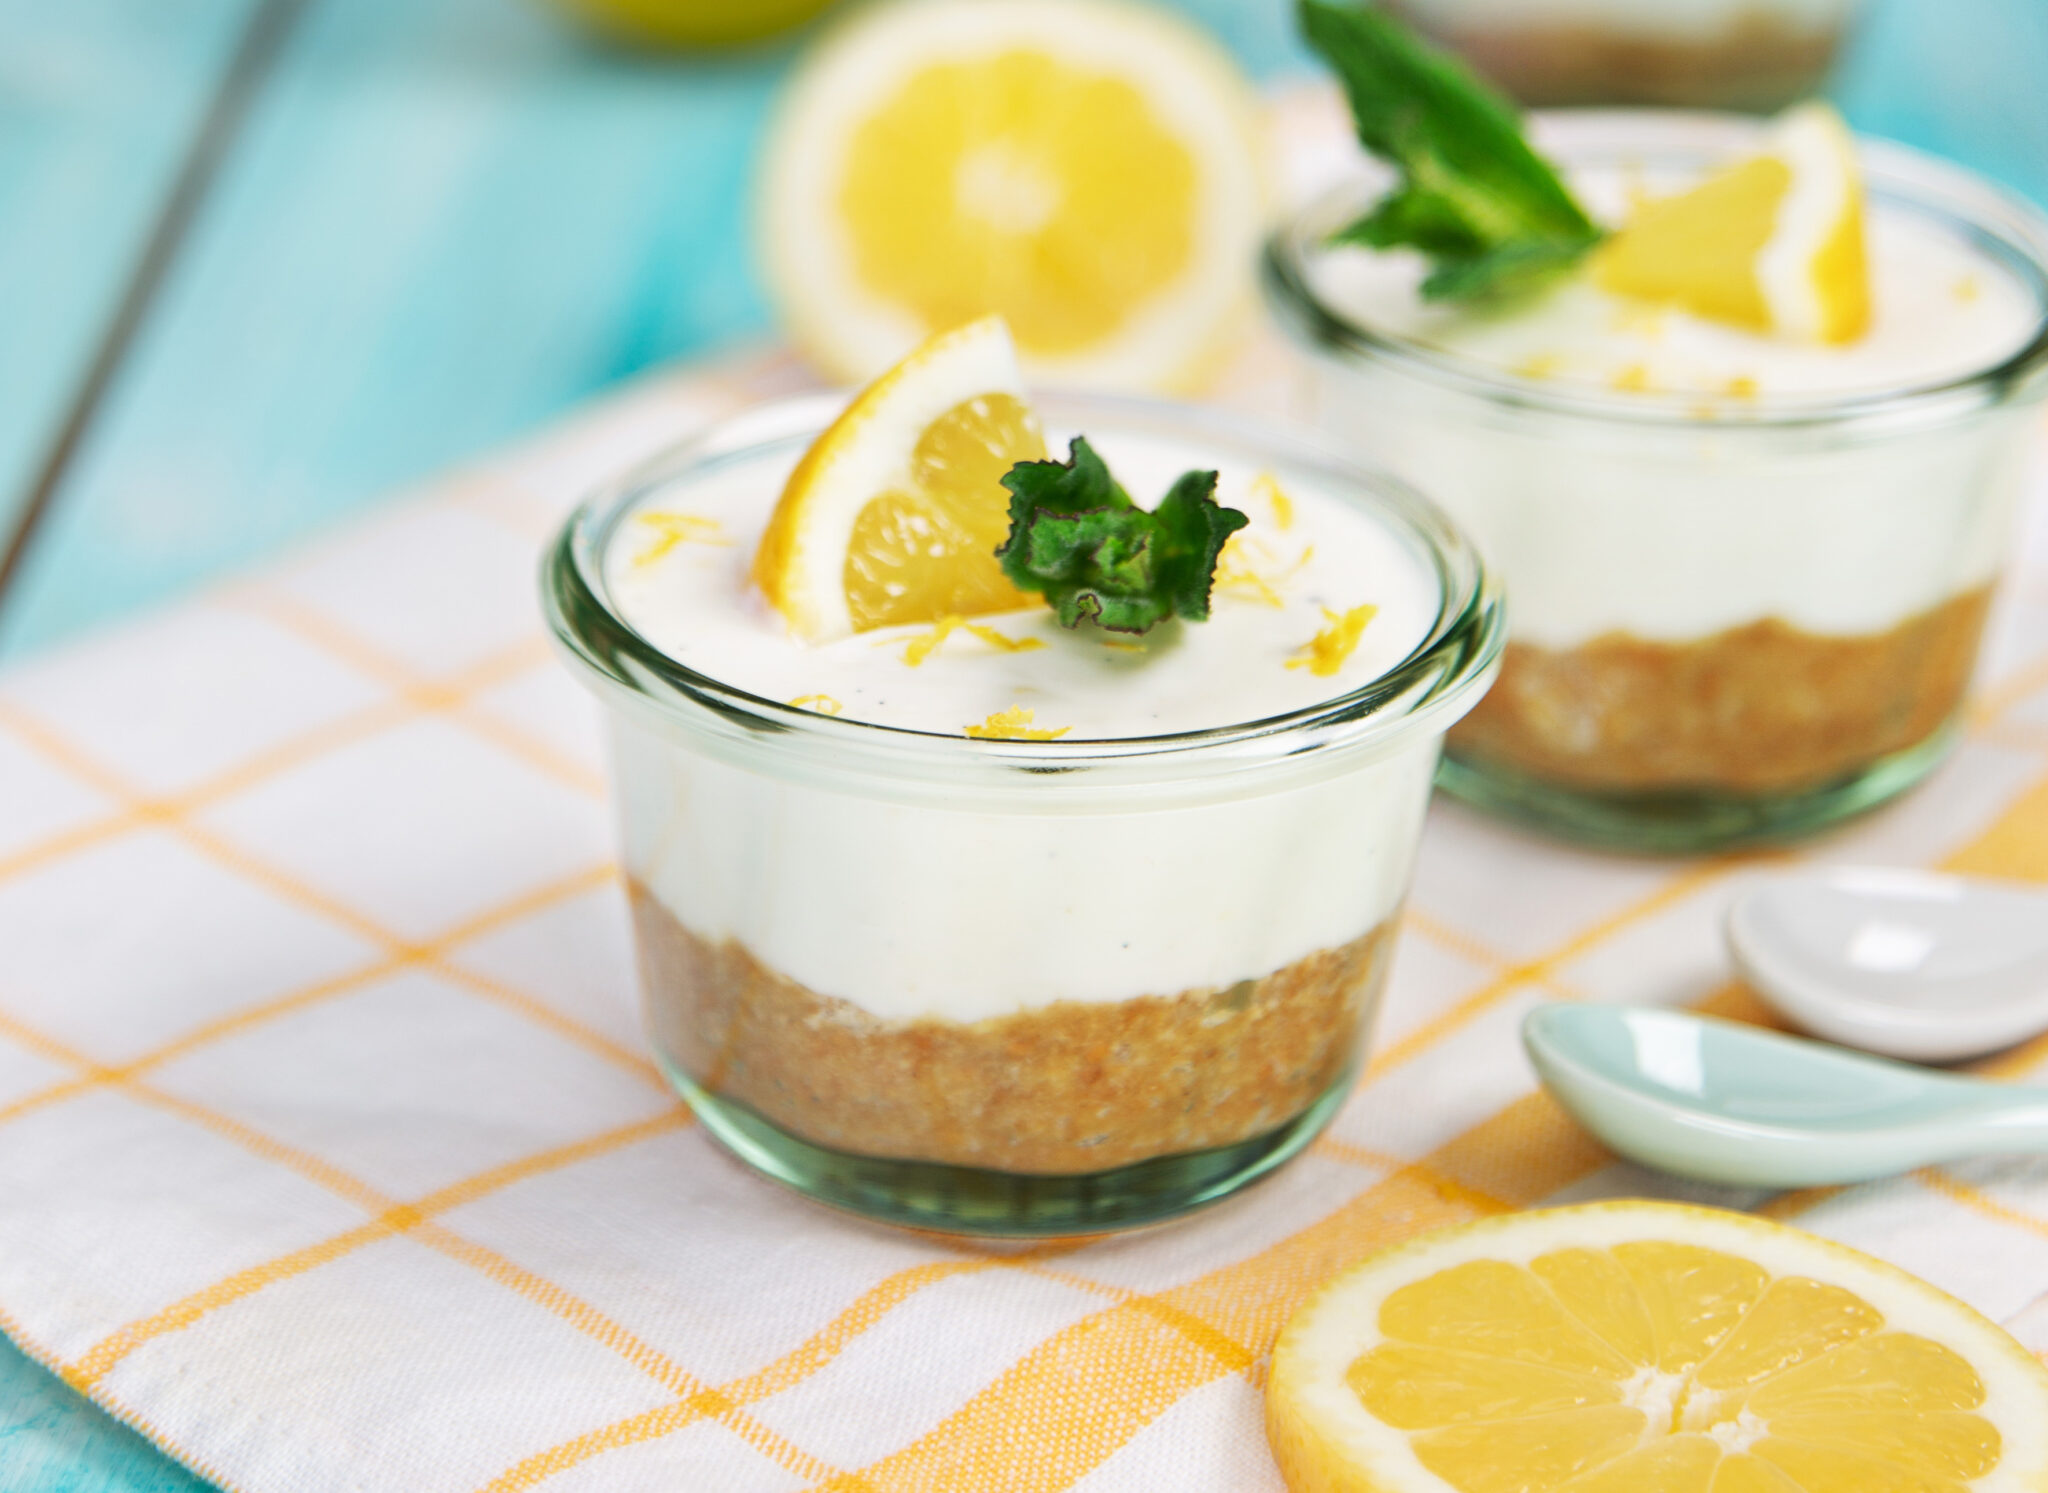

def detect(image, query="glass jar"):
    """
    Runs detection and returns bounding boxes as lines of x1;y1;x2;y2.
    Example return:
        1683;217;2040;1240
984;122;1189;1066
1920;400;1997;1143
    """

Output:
1266;112;2048;852
1381;0;1865;111
544;393;1501;1235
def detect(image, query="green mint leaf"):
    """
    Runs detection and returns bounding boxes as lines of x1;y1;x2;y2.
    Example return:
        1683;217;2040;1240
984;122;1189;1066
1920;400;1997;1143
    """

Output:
1418;237;1601;301
1149;469;1247;624
1300;0;1603;301
996;438;1248;635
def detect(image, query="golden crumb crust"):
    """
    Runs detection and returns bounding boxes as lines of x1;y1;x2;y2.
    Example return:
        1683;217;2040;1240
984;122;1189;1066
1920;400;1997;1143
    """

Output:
629;884;1393;1174
1449;585;1991;795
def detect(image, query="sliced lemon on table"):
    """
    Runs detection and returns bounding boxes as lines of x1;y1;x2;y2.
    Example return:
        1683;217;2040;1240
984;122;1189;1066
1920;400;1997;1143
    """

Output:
754;315;1045;642
1267;1200;2048;1493
758;0;1265;392
546;0;838;47
1594;102;1870;344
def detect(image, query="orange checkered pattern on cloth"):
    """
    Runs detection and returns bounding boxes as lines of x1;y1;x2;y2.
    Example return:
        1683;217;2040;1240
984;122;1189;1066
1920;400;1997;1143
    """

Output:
3;342;2048;1493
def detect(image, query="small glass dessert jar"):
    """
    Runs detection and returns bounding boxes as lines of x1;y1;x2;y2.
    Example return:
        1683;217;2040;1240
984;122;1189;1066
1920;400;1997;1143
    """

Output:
1266;112;2048;852
545;393;1500;1235
1381;0;1864;111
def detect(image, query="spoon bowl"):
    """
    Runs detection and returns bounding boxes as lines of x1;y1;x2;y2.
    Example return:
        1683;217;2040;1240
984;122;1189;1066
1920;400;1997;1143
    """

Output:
1523;1003;2048;1187
1727;867;2048;1062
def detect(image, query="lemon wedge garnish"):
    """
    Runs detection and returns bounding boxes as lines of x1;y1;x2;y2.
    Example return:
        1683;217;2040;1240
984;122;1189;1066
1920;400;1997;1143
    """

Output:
1594;103;1870;344
1267;1200;2048;1493
758;0;1264;391
754;315;1046;642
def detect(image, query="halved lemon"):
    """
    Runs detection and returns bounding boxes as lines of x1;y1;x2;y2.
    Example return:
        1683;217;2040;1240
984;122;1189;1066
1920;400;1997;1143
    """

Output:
1268;1200;2048;1493
1593;103;1870;344
758;0;1264;391
545;0;837;47
753;315;1045;642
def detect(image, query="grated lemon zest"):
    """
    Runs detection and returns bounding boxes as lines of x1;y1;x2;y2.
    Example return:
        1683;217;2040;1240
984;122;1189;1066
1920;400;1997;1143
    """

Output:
1609;303;1668;341
1610;362;1654;394
1251;473;1295;531
788;694;844;715
891;614;1046;666
1215;536;1314;609
1512;352;1563;382
634;512;731;566
1725;374;1760;399
1287;604;1378;678
1956;273;1983;303
965;705;1070;740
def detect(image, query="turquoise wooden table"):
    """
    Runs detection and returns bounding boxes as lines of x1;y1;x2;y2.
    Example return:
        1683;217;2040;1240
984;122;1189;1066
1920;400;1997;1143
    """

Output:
1;0;2043;1485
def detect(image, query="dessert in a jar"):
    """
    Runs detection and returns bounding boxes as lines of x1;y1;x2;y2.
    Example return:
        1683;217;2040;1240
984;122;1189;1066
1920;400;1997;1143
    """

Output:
1270;5;2048;850
546;319;1500;1234
1382;0;1863;111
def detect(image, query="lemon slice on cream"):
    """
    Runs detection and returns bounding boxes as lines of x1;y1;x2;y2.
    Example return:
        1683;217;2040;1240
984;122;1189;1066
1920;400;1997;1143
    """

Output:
1594;103;1870;345
754;316;1045;642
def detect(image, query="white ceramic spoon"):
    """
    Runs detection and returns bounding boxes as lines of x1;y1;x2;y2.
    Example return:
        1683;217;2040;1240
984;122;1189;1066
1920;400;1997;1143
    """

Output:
1726;866;2048;1062
1523;1003;2048;1188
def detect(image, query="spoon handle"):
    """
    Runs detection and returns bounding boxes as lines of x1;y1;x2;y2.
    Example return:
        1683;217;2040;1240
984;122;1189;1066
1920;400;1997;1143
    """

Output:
1931;1091;2048;1161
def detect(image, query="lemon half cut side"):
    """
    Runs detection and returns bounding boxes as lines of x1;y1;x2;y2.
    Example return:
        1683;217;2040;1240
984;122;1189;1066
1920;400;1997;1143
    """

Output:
1267;1200;2048;1493
1594;102;1870;345
753;315;1046;642
759;0;1265;391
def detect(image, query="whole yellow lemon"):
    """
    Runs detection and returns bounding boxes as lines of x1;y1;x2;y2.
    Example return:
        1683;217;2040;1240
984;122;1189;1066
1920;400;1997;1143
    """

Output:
549;0;840;47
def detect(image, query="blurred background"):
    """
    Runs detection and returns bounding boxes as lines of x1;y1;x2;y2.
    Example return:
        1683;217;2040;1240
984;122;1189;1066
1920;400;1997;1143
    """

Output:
1;0;2044;667
0;1;2045;1481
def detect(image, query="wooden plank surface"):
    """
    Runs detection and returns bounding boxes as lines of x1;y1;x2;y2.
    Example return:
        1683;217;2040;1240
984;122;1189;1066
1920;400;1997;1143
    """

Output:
0;0;790;655
0;0;260;609
0;1354;209;1493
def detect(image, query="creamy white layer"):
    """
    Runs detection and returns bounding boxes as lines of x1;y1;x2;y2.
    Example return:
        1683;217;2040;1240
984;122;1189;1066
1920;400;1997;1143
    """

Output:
1307;177;2036;402
1293;157;2045;650
607;429;1441;739
1394;0;1854;42
614;717;1436;1022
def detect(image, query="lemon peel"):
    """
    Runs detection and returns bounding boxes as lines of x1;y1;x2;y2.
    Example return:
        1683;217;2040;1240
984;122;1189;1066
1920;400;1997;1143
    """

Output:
634;512;730;566
787;694;844;716
891;614;1047;666
1288;604;1378;678
964;706;1069;740
1253;473;1295;532
1215;536;1314;609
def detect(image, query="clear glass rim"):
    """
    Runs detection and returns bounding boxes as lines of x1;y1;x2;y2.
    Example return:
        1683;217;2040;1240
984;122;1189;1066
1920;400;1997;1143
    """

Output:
1264;108;2048;433
543;390;1504;798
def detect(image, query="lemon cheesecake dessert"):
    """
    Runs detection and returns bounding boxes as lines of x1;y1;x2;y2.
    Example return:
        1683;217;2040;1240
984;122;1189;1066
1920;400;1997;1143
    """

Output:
546;319;1501;1234
1269;3;2048;850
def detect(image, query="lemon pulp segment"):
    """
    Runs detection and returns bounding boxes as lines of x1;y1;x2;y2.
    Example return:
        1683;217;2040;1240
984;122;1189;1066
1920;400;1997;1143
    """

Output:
1594;157;1790;333
1343;1242;1996;1492
838;50;1197;357
842;393;1044;631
